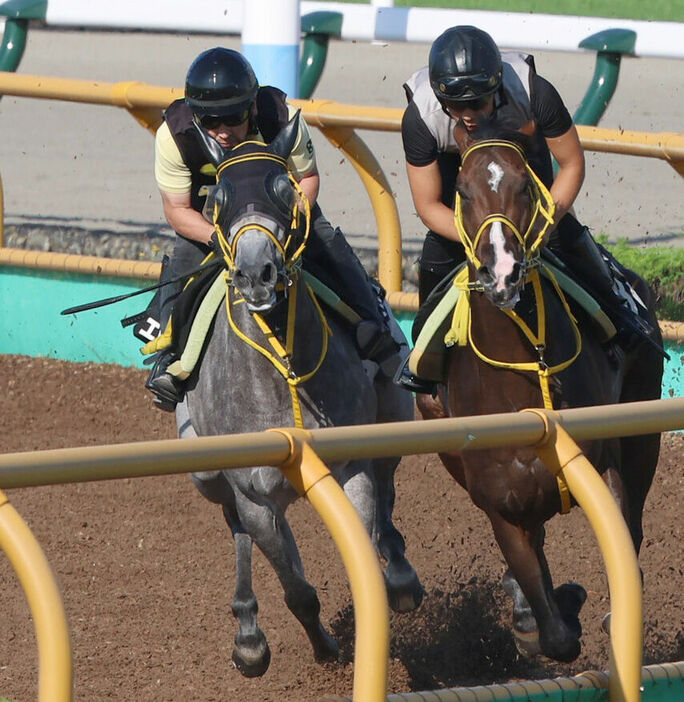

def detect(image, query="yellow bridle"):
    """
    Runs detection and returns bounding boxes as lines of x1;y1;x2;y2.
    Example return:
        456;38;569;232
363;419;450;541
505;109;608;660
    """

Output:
211;145;311;277
454;139;556;270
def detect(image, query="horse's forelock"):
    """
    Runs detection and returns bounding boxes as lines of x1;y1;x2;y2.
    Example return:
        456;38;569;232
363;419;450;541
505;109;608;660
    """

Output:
469;119;532;157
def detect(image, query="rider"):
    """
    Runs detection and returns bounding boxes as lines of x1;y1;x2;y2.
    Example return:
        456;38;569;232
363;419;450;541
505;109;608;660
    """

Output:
399;25;647;391
146;47;400;410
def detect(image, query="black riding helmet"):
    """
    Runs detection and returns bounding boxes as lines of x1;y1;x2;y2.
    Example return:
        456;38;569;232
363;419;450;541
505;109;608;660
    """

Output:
429;26;503;102
185;47;259;123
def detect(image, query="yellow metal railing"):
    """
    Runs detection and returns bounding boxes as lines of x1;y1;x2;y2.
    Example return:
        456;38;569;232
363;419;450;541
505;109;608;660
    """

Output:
0;488;73;702
2;398;683;702
0;72;682;291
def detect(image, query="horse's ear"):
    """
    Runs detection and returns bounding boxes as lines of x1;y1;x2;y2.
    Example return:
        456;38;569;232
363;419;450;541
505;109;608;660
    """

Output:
453;122;472;153
193;121;228;166
268;110;300;160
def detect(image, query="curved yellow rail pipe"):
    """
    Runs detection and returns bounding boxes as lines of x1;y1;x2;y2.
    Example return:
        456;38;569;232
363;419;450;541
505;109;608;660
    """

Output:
0;489;73;702
273;429;390;702
319;126;403;293
527;410;643;702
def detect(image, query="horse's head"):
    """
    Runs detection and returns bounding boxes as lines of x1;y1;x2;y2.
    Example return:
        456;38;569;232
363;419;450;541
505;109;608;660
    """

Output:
197;112;307;312
453;123;555;309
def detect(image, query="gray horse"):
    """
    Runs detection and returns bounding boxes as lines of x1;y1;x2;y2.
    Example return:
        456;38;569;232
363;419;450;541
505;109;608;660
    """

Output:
175;113;422;677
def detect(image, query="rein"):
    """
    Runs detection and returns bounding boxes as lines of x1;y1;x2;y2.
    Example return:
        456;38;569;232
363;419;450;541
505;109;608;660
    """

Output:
212;145;327;428
454;140;556;270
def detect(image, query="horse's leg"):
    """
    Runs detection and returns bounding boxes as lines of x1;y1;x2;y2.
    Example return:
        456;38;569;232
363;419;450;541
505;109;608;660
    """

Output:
232;486;339;666
190;471;271;677
373;455;424;612
491;514;584;662
372;373;424;612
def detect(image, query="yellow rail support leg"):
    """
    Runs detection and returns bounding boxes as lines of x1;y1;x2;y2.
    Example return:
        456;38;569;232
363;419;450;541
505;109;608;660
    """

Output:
0;488;73;702
526;410;643;702
273;429;390;702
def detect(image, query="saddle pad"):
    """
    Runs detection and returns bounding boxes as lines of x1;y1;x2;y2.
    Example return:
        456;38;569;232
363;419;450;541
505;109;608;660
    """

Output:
168;273;228;381
408;275;463;382
166;271;353;382
407;261;617;385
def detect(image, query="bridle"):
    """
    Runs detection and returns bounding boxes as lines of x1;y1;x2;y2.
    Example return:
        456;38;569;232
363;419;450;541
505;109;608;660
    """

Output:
454;139;556;273
210;144;311;283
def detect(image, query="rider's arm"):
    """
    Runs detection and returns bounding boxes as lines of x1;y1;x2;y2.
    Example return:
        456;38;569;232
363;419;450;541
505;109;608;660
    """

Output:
296;170;320;208
288;107;320;208
402;101;461;242
159;190;215;245
155;122;214;244
532;73;585;226
545;125;585;225
406;161;461;242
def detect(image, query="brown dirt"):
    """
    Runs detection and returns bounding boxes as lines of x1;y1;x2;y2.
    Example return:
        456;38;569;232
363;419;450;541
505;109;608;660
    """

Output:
1;355;682;702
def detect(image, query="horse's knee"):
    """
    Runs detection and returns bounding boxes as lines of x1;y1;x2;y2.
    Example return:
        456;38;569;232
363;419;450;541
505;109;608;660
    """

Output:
191;471;230;504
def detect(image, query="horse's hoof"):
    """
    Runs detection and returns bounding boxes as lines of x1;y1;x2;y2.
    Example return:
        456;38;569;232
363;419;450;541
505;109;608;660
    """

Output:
231;644;271;678
311;629;340;664
232;631;271;677
512;627;542;658
554;582;587;639
601;612;611;635
384;567;424;612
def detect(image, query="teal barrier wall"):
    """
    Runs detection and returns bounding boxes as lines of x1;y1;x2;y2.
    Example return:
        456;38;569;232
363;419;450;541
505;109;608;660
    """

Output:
1;269;681;398
1;267;153;368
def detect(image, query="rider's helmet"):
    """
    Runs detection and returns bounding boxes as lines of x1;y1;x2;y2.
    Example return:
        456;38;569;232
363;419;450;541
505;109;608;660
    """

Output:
185;47;259;124
428;26;503;103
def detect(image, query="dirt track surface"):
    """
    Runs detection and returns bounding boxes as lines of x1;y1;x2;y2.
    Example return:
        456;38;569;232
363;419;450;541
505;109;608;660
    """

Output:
1;356;682;702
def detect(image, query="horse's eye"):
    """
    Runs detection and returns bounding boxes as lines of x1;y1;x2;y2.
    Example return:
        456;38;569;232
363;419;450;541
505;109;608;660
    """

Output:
457;186;470;201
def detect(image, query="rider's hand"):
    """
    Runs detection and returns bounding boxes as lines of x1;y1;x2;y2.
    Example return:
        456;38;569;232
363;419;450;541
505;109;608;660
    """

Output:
210;230;226;264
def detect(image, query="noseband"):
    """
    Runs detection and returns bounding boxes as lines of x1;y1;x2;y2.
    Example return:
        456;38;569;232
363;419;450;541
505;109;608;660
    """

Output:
454;139;556;271
210;145;311;281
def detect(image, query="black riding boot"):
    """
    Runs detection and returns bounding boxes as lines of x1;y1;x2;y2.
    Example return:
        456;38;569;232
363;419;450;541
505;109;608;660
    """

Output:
306;217;401;377
554;227;652;349
396;242;464;395
144;240;207;411
145;347;185;412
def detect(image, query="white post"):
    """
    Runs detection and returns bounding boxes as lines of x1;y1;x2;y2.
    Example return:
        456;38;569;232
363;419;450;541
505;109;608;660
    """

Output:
242;0;300;98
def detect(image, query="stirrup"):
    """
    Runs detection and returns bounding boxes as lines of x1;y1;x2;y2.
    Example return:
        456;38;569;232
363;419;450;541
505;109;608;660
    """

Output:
393;358;438;395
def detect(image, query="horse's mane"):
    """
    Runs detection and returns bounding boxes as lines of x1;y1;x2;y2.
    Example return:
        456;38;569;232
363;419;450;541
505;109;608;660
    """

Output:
468;118;533;157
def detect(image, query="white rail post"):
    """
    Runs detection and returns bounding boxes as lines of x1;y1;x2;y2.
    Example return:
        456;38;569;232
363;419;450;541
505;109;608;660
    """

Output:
242;0;300;98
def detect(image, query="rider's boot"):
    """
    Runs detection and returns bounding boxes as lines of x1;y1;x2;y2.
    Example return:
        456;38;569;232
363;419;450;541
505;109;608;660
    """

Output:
144;258;186;412
559;228;652;350
311;226;403;377
394;262;450;395
145;347;185;412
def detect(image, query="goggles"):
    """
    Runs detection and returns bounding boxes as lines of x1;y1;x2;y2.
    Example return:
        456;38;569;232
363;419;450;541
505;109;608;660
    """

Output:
444;95;492;113
195;109;250;130
436;72;499;99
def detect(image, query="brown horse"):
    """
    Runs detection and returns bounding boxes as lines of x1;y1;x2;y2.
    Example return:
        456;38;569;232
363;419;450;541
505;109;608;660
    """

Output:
416;124;664;662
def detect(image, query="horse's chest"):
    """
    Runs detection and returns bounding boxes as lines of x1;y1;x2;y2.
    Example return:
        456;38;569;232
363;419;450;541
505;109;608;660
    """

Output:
464;449;557;517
